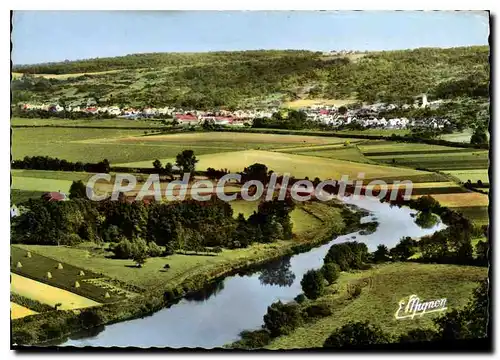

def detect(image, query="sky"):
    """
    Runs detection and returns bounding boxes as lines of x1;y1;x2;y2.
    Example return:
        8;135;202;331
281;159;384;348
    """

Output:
11;10;490;65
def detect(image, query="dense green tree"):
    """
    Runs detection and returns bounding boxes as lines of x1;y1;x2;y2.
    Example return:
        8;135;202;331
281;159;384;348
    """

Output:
263;301;302;337
321;262;340;285
69;180;87;199
175;150;198;175
373;244;390;263
300;269;325;300
389;237;417;261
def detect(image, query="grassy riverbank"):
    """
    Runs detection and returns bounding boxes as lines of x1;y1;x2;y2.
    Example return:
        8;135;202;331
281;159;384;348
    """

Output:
11;200;359;346
265;262;487;350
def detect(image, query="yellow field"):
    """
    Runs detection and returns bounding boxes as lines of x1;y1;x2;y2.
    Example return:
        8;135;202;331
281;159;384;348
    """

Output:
410;192;489;208
12;70;123;80
283;98;357;109
118;149;428;180
11;302;38;319
445;169;490;184
11;273;101;311
112;132;353;146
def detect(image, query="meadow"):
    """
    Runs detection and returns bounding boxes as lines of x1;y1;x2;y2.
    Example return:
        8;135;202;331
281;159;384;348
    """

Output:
11;117;166;128
11;273;101;311
266;262;487;349
11;302;38;319
11;245;127;303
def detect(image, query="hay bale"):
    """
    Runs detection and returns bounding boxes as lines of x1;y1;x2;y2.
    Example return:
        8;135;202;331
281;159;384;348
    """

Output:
74;281;80;288
79;270;85;276
26;251;32;258
57;263;63;270
104;292;110;299
16;261;22;268
47;271;52;279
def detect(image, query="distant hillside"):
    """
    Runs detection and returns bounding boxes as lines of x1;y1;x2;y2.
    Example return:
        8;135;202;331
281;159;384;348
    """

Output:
11;47;489;109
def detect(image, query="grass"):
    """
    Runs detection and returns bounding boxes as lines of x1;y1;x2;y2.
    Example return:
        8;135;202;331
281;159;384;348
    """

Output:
370;152;489;171
11;190;46;204
358;142;467;155
11;302;38;319
11;117;166;128
282;98;357;109
11;246;127;303
284;146;375;164
439;129;475;143
15;201;345;291
11;177;73;193
11;169;94;181
445;169;490;184
11;273;101;311
453;206;490;226
12;69;124;79
426;193;489;208
117;149;428;181
266;262;487;349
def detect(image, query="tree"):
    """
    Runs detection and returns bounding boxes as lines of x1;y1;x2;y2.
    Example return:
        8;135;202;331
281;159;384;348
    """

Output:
263;301;302;337
242;163;269;184
321;262;340;285
323;321;391;348
434;280;488;340
390;237;417;261
398;328;438;343
69;180;87;199
373;244;390;263
153;159;163;172
164;162;174;180
475;240;489;263
175;150;198;175
470;127;488;145
300;269;325;300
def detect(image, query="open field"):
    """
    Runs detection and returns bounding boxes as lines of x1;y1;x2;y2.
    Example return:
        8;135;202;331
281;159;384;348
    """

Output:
16;201;345;291
11;190;46;204
11;302;38;319
11;246;127;303
426;192;489;208
13;129;361;165
439;129;478;143
11;117;166;128
11;176;73;193
453;206;490;226
266;262;487;349
445;169;490;184
11;273;100;311
12;70;124;79
283;99;357;109
117;149;429;181
357;141;469;155
282;146;375;164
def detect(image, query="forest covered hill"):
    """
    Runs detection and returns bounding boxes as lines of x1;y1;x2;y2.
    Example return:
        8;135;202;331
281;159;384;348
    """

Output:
12;46;489;109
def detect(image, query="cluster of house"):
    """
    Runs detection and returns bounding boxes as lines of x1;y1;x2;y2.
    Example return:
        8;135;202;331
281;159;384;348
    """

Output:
299;94;449;129
19;94;450;130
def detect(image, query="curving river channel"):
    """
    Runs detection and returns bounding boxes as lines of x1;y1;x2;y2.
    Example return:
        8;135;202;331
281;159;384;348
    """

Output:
59;196;445;348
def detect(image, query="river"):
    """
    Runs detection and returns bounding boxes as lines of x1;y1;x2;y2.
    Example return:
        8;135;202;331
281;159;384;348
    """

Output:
59;196;445;348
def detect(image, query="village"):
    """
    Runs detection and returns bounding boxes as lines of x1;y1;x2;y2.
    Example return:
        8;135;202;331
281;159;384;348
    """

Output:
18;93;450;130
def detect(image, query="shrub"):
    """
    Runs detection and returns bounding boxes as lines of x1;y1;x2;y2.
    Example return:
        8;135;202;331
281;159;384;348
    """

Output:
294;294;306;304
148;242;163;257
323;321;392;348
321;262;340;285
233;329;272;349
304;303;332;320
348;283;362;299
263;301;302;337
300;269;326;300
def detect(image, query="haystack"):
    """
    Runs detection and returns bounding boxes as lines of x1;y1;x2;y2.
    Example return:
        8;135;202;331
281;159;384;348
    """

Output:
57;263;63;270
74;281;80;288
79;270;85;276
26;251;32;258
104;292;111;299
47;271;52;279
16;261;22;268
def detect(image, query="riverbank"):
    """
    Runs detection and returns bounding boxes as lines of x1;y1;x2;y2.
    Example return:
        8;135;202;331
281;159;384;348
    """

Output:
12;200;366;346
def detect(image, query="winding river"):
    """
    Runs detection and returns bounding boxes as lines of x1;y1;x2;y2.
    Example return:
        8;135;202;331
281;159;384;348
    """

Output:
59;196;445;348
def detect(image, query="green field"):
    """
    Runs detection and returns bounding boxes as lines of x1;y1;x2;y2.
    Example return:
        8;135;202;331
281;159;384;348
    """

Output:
11;117;166;128
279;145;374;164
445;169;490;184
453;206;490;226
11;190;46;204
266;262;487;349
11;176;73;193
11;245;127;303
